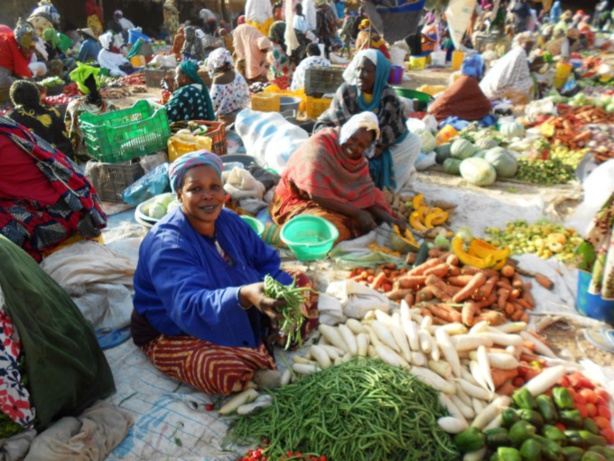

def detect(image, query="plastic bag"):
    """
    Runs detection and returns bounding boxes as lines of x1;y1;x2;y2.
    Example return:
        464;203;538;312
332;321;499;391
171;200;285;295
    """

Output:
415;151;437;170
223;167;266;200
121;163;171;206
167;133;212;163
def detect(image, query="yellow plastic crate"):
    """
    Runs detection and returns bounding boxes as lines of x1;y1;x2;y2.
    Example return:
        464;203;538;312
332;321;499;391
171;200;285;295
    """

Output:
250;93;280;112
306;96;332;120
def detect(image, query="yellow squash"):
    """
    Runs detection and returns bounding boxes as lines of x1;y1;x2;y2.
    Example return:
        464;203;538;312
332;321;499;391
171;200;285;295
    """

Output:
412;194;424;210
409;211;428;231
468;238;511;261
452;237;496;269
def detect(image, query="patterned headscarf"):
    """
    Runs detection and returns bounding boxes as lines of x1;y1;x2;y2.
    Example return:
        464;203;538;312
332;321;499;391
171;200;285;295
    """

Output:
268;21;286;47
461;54;485;80
339;112;380;145
169;150;224;192
207;48;233;72
14;19;34;49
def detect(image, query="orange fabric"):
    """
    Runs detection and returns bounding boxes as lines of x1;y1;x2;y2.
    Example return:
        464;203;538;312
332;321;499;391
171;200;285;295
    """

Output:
233;24;272;80
428;75;492;122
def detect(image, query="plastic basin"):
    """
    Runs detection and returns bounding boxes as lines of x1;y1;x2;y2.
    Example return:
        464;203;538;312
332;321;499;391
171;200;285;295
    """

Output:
392;87;433;103
241;215;265;238
576;270;614;324
280;215;339;261
280;96;301;114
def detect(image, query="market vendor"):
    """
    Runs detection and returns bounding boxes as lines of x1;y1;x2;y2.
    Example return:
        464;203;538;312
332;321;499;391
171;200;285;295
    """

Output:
428;55;492;122
314;50;421;192
65;63;118;162
0;21;35;93
233;24;272;83
98;31;134;77
0;115;106;262
6;80;73;158
42;28;76;80
479;36;535;104
291;43;330;91
547;28;580;61
131;151;318;395
164;60;215;123
180;26;205;62
0;234;115;432
271;112;406;243
77;28;102;63
268;21;297;78
354;19;391;60
207;48;250;122
27;0;60;38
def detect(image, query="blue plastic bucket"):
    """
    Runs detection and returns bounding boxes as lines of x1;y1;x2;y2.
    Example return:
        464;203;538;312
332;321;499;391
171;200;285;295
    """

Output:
128;29;152;45
576;270;614;324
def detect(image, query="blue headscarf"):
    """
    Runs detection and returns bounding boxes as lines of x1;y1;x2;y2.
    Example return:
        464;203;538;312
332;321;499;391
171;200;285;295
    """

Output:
169;150;224;192
461;54;485;80
343;49;391;112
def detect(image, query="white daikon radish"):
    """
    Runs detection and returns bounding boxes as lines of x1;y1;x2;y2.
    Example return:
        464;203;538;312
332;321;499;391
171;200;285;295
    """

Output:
469;320;490;335
402;316;420;352
477;346;495;393
421;315;433;330
365;326;382;348
451;395;475;420
524;365;566;396
439;322;468;336
495;322;527;333
471;396;511;429
237;394;274;415
459;379;493;401
461;367;479;386
367;345;378;359
391;311;401;325
333;357;343;366
410;311;424;324
340;352;352;363
428;360;452;379
293;355;316;365
438;417;468;434
411;351;427;367
440;394;466;421
452;334;494;352
483;414;503;431
319;335;330;346
435;328;461;377
356;333;369;357
310;345;332;369
487;353;519;370
292;363;320;375
374;309;394;326
478;332;523;347
391;324;412;362
469;360;489;390
472;398;485;415
519;331;557;358
372;321;401;352
345;318;365;335
319;325;348;352
464;448;487;461
245;381;258;390
219;389;259;415
419;330;433;354
400;300;411;319
280;369;292;386
411;366;456;394
456;385;473;408
363;310;377;321
338;324;358;356
375;344;408;368
319;345;344;360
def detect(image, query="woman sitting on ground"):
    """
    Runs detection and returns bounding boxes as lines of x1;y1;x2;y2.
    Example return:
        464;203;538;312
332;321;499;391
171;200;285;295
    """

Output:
233;24;272;83
207;48;250;123
315;49;420;192
131;151;318;395
271;112;406;243
6;80;74;158
65;63;118;162
0;116;106;262
291;43;330;91
428;55;492;122
164;60;215;123
97;31;134;77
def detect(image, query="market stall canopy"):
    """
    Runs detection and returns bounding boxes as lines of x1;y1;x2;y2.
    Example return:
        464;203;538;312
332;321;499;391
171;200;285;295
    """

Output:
364;0;425;43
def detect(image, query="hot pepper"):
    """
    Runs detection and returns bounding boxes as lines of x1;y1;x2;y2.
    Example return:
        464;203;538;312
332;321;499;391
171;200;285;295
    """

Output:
560;410;583;429
502;408;521;429
509;421;537;446
519;409;545;429
561;446;585;461
565;431;584;447
513;388;538;410
536;395;559;425
533;435;563;461
582;452;608;461
454;427;486;454
588;447;614;461
485;428;511;449
542;425;567;446
583;419;601;435
520;438;543;461
497;447;522;461
553;387;575;411
578;431;607;448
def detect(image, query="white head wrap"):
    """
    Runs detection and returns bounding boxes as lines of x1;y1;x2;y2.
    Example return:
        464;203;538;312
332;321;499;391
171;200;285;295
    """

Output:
342;49;379;85
99;31;113;49
339;112;380;145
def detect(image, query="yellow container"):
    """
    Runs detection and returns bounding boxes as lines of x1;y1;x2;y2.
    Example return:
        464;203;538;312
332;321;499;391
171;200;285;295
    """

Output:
553;76;567;90
451;50;464;71
250;93;280;112
555;62;573;80
167;133;213;163
409;56;427;70
435;125;459;146
129;55;146;67
306;96;332;119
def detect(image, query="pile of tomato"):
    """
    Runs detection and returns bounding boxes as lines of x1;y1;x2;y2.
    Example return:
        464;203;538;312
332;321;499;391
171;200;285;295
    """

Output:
237;444;327;461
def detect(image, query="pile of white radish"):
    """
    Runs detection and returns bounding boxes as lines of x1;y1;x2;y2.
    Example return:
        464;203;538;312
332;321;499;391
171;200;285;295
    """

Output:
291;301;558;436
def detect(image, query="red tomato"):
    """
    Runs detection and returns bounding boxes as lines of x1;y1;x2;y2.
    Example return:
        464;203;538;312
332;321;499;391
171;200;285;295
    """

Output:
555;423;567;432
382;282;392;292
512;377;526;387
567;388;577;401
601;429;614;444
586;403;597;418
595;396;608;407
577;405;588;419
580;388;598;404
558;376;571;388
320;457;327;461
367;275;375;284
574;393;587;406
596;388;611;403
598;405;612;420
594;416;611;430
569;371;595;389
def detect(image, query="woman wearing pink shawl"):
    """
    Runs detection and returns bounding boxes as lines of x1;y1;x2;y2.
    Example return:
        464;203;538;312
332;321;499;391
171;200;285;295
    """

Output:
233;24;272;83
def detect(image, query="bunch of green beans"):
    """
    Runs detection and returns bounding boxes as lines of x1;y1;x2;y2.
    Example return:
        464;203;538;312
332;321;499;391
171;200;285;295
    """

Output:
231;358;460;461
263;275;314;350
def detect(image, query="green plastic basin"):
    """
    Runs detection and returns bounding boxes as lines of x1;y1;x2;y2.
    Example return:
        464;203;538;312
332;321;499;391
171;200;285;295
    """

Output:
391;87;433;103
280;215;339;261
241;215;265;238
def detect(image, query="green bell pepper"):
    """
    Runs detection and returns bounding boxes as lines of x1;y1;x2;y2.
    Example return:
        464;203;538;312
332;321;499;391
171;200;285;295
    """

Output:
583;419;600;435
514;388;538;410
562;447;585;461
553;388;575;411
498;447;522;461
536;395;559;424
578;431;606;448
542;425;567;446
510;421;538;446
520;409;545;429
560;410;583;429
589;447;614;461
486;428;511;449
503;408;521;429
454;427;486;454
534;435;564;461
521;438;543;461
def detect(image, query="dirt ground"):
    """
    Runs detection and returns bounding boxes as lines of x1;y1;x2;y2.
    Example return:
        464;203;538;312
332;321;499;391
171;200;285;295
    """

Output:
402;67;453;90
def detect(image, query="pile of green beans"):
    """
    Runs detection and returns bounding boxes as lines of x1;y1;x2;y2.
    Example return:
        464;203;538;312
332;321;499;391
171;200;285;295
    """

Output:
263;275;313;350
231;358;460;461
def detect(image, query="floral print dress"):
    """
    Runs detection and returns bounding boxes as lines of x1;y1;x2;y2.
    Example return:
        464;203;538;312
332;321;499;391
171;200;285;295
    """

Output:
210;72;251;117
268;43;296;79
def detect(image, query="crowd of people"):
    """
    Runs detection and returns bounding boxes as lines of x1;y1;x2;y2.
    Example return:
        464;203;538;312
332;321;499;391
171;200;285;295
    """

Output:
0;0;613;449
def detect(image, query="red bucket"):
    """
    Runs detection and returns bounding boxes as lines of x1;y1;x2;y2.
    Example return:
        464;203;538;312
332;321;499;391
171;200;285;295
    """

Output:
388;66;403;85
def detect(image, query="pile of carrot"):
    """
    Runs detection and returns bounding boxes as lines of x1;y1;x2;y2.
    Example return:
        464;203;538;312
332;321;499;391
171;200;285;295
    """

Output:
537;105;614;150
348;249;551;328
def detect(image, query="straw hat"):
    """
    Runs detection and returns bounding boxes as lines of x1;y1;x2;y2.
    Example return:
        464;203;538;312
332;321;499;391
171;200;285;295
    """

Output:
78;28;96;40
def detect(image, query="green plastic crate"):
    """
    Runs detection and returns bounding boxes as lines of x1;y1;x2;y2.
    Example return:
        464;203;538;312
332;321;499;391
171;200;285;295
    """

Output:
79;100;170;163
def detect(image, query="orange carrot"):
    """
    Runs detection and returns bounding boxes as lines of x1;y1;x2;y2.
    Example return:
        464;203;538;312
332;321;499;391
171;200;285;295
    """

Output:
385;288;414;301
535;273;554;290
446;254;460;266
370;272;388;290
497;278;512;289
473;293;497;309
492;368;520;389
425;304;462;323
449;266;461;276
512;273;523;289
452;272;487;303
480;276;499;299
515;298;532;311
474;310;506;326
496;381;517;396
461;266;480;275
397;275;427;289
501;264;515;278
505;303;515;316
428;249;446;258
521;283;535;308
447;275;475;287
408;258;442;276
416;286;434;302
510;288;521;300
462;301;480;326
404;291;415;306
497;288;510;310
511;310;524;321
423;263;450;278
